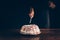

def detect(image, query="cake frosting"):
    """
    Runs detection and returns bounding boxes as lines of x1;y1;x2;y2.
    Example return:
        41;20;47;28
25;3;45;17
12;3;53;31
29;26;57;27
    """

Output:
20;24;41;35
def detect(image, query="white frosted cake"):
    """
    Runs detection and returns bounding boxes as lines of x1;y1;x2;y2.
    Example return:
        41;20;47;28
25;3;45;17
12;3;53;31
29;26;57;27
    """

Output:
20;24;41;35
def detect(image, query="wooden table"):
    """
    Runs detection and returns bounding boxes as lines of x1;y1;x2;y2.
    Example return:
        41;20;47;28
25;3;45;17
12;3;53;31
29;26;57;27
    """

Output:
0;29;60;40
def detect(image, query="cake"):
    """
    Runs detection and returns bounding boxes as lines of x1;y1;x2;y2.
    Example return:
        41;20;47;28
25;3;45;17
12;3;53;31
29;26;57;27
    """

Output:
20;24;41;35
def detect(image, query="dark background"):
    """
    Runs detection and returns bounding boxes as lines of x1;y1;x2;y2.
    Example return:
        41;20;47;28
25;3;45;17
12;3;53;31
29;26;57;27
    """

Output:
0;0;60;30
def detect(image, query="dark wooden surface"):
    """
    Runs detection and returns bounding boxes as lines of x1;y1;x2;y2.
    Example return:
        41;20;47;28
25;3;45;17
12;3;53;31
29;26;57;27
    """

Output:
0;29;60;40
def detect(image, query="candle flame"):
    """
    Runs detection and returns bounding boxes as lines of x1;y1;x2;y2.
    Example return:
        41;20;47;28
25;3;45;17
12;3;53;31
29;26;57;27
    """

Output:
49;1;56;9
29;8;34;18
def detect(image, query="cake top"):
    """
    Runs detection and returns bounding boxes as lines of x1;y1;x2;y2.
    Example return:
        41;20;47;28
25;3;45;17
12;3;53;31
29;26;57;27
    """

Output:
20;24;41;35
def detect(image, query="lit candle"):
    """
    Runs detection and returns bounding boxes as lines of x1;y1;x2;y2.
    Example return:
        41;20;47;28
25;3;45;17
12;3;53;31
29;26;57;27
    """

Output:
49;1;56;9
29;8;34;24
